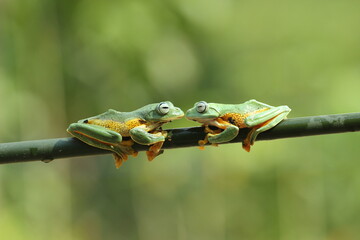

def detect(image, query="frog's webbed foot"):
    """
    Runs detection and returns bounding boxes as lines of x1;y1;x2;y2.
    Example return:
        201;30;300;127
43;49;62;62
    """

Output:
146;141;165;161
198;136;208;150
243;105;291;152
145;130;168;161
113;152;128;168
111;141;138;168
242;128;256;152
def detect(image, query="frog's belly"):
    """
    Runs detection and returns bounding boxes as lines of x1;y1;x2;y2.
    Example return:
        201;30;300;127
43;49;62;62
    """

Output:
87;119;143;137
220;113;248;128
221;108;269;128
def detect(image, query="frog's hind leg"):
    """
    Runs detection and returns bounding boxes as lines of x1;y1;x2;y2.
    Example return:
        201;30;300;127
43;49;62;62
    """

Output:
207;124;239;144
243;106;291;152
68;123;133;168
67;123;123;146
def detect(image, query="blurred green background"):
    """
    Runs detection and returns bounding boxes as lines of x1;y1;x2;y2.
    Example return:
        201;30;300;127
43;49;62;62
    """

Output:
1;0;360;239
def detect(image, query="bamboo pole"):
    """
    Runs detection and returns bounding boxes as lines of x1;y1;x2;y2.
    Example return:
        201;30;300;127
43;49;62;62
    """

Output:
0;113;359;164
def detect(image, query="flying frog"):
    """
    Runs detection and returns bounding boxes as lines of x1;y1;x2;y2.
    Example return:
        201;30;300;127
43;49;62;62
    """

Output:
186;99;291;151
67;101;184;168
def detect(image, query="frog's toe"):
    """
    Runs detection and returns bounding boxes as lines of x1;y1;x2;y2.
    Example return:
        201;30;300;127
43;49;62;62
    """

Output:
198;139;208;150
242;141;251;152
146;149;164;161
146;151;155;161
242;127;259;152
146;142;165;161
132;152;139;157
148;141;164;154
113;152;128;168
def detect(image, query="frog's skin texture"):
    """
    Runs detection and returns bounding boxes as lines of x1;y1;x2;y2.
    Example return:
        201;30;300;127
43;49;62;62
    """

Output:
186;99;291;151
67;102;184;168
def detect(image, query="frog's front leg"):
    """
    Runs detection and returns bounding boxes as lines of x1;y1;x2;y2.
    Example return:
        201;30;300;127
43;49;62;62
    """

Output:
243;105;291;151
207;125;239;144
201;119;239;147
129;127;167;161
67;123;136;168
197;126;221;149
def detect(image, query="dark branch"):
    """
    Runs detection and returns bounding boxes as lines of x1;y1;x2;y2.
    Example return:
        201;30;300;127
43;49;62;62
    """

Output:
1;113;360;164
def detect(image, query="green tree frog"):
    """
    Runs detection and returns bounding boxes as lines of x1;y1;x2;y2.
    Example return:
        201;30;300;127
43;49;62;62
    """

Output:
67;102;184;168
186;99;291;151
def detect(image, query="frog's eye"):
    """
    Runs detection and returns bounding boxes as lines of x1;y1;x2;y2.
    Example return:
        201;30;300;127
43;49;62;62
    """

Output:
157;102;170;115
196;101;208;113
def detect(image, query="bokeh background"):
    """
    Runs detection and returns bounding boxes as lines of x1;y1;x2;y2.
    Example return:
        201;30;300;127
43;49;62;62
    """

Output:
1;0;360;239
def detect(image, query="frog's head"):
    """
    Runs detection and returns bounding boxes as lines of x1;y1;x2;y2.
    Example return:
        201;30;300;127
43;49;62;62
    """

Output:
186;101;221;123
143;101;184;123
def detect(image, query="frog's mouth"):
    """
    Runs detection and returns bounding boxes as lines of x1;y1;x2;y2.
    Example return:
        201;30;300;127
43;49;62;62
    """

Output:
187;117;214;124
191;118;223;128
161;114;185;123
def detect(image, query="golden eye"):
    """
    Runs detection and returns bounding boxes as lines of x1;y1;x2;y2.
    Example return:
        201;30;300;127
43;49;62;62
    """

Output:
157;102;170;115
196;101;208;113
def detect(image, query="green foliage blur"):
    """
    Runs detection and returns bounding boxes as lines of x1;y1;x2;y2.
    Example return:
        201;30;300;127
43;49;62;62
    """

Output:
1;0;360;239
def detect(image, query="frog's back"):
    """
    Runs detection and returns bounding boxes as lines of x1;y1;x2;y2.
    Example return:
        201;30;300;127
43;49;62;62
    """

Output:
91;109;143;122
81;109;145;136
215;100;269;115
218;100;271;128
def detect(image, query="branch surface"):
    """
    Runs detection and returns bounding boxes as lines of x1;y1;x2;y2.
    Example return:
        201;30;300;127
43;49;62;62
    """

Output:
1;113;360;164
